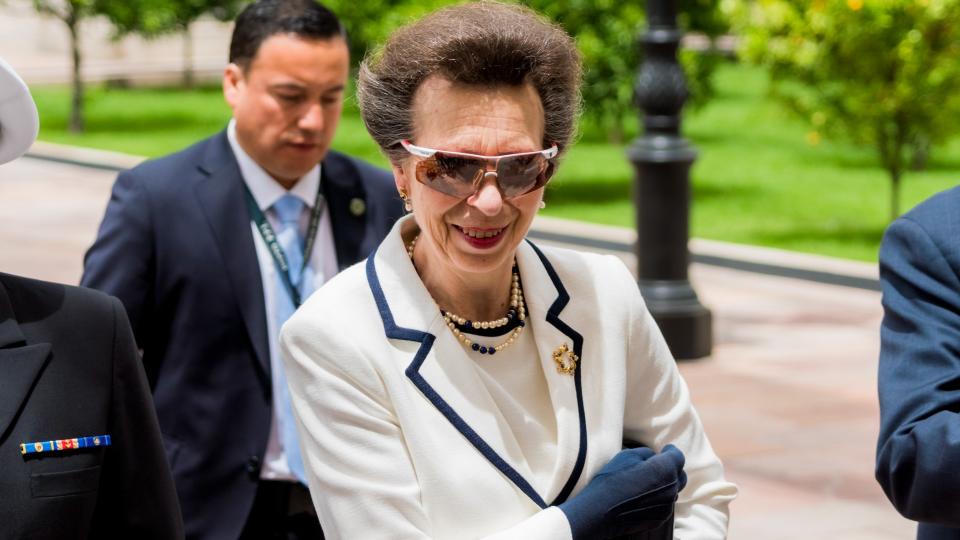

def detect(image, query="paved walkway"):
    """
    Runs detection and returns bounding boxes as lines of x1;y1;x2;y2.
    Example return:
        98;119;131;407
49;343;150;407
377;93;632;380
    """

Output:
0;155;916;538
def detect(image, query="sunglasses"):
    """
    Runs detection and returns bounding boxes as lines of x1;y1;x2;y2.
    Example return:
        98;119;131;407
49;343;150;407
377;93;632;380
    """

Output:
397;140;559;199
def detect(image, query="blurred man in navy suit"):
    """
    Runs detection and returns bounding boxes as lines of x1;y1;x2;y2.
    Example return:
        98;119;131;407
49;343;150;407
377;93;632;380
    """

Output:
878;186;960;539
81;1;402;538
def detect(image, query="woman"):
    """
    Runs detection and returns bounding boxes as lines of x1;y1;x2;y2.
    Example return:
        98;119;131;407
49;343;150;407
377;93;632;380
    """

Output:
281;3;736;539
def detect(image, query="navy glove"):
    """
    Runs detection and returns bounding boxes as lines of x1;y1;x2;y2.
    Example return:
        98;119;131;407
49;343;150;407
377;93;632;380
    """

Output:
558;444;687;540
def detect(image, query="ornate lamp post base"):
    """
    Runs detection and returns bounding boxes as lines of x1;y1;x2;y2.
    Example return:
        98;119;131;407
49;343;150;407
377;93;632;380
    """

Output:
639;280;713;360
630;1;712;360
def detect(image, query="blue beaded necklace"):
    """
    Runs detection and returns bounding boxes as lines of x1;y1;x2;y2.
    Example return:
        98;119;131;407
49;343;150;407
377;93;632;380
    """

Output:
408;233;527;356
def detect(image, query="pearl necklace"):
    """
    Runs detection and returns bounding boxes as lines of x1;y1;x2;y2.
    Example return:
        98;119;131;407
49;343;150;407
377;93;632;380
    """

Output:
407;233;526;355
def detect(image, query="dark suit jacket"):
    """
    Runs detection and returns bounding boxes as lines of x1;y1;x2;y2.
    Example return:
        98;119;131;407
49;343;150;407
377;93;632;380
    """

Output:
80;130;403;539
878;185;960;539
0;272;182;539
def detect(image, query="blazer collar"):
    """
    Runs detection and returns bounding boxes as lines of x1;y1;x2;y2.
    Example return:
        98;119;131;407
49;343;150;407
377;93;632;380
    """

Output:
517;240;588;505
0;278;25;349
321;151;369;270
366;218;587;508
194;131;271;386
0;277;52;438
193;132;378;388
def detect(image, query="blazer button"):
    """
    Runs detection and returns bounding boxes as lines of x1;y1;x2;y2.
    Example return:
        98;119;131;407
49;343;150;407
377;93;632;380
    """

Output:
245;455;261;479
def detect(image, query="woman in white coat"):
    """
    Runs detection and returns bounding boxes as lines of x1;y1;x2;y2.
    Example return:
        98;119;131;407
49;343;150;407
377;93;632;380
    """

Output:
281;3;737;539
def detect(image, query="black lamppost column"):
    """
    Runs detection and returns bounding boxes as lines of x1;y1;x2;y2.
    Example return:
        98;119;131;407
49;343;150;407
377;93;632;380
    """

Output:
628;0;712;359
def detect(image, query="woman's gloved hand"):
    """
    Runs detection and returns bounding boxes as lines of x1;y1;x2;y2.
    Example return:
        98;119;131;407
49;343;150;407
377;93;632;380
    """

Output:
558;444;687;540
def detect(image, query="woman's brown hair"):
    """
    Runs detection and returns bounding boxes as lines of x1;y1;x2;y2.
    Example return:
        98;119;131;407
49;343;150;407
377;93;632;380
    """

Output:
357;1;583;163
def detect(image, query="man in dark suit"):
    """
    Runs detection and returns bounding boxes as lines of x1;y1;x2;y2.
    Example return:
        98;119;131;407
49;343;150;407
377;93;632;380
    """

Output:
81;1;403;538
877;186;960;539
0;57;182;539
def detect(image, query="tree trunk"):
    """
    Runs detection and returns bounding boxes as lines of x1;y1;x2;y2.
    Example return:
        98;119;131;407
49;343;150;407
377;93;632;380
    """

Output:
608;122;624;145
890;116;909;220
67;13;84;133
606;106;627;144
879;117;907;221
910;133;930;171
182;23;194;89
890;170;901;221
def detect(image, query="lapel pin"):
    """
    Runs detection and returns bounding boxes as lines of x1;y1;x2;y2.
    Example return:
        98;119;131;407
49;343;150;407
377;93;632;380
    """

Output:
349;197;366;217
553;343;579;376
20;434;112;456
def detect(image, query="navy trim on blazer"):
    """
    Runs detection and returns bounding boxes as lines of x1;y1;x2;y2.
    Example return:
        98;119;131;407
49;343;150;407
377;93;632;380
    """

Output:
525;240;588;506
365;240;587;509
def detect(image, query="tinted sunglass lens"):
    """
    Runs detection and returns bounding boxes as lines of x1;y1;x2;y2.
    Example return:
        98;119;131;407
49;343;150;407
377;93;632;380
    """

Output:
498;155;548;197
416;156;484;198
439;155;485;193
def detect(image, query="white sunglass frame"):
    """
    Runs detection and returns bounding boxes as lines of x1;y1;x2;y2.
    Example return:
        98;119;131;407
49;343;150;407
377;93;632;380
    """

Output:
397;140;559;161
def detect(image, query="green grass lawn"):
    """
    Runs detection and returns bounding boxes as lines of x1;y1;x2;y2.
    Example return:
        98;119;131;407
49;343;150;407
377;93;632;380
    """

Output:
31;63;960;262
31;85;390;163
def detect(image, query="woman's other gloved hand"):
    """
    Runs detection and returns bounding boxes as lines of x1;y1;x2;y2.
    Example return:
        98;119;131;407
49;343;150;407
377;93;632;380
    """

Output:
558;444;687;540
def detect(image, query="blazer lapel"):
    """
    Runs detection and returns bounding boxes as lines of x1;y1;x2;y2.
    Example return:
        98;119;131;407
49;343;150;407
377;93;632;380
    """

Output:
321;151;368;270
0;279;52;438
517;241;588;506
193;132;270;381
416;318;540;494
365;219;587;509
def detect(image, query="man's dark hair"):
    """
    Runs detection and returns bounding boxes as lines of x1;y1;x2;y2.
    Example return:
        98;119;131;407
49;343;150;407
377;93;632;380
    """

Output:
229;0;347;69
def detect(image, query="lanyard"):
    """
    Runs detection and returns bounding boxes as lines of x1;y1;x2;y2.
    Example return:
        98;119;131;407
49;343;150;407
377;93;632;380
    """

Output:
243;184;325;308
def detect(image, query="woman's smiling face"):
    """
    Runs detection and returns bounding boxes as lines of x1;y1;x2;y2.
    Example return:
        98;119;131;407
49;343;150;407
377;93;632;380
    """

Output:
395;76;546;280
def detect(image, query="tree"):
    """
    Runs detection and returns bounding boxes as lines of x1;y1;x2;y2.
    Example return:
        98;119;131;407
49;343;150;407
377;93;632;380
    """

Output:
29;0;240;133
680;0;731;108
323;0;467;76
523;0;644;143
33;0;96;132
97;0;243;87
525;0;730;142
325;0;730;143
734;0;960;220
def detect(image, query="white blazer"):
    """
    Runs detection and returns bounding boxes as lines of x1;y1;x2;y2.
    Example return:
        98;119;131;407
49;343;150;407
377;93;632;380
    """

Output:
281;216;737;540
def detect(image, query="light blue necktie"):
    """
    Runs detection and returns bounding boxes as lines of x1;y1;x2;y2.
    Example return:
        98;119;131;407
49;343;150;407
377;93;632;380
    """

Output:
272;193;309;484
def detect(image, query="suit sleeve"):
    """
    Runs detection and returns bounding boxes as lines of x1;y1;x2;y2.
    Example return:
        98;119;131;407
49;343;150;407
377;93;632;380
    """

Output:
615;258;737;539
280;313;572;540
81;170;155;347
88;297;183;538
876;216;960;525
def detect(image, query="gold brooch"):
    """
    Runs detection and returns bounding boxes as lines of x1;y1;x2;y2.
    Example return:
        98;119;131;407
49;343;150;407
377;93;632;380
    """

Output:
553;343;579;376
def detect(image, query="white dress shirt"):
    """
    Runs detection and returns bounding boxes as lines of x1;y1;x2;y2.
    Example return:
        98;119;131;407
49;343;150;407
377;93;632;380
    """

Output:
227;119;339;481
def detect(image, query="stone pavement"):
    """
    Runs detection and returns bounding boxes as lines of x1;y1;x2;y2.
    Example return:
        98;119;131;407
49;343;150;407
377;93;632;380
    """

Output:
0;154;917;538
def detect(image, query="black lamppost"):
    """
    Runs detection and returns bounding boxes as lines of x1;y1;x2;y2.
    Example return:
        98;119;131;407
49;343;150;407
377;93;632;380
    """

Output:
628;0;712;359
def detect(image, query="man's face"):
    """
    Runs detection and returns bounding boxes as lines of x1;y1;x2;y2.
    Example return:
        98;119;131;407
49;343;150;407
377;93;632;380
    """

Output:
223;33;349;185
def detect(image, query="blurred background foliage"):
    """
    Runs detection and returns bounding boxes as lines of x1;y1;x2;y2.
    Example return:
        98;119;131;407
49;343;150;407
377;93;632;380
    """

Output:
323;0;729;143
96;0;242;37
731;0;960;219
56;0;730;143
36;0;730;141
96;0;245;87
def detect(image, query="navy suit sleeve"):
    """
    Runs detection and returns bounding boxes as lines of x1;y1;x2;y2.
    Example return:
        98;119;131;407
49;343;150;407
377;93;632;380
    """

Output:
89;297;183;538
877;215;960;526
81;170;155;346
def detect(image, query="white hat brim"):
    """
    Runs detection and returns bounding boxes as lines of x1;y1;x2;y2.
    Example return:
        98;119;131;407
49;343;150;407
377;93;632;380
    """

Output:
0;57;40;165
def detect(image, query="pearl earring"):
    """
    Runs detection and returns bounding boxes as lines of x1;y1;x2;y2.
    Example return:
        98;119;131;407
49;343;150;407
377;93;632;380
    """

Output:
399;188;412;212
538;200;546;210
